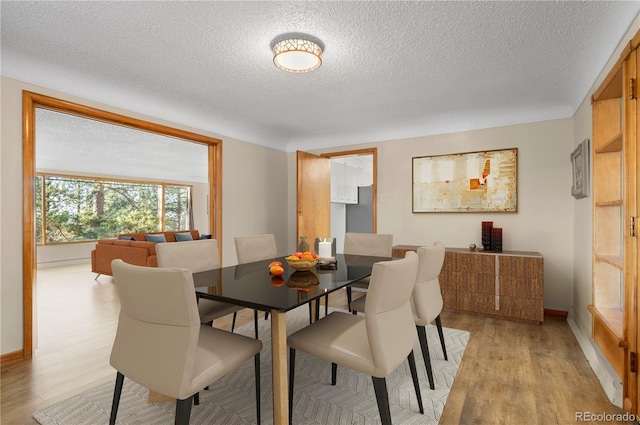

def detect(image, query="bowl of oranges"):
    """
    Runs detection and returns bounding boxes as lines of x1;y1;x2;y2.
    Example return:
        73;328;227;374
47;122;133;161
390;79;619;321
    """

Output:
285;251;318;271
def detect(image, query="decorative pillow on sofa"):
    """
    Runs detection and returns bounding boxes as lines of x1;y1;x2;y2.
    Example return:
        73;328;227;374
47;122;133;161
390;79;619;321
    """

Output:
146;234;167;243
175;232;193;242
199;234;212;240
119;236;135;241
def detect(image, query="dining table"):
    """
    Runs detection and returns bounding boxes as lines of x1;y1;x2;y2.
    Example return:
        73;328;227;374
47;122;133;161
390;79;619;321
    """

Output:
191;253;391;425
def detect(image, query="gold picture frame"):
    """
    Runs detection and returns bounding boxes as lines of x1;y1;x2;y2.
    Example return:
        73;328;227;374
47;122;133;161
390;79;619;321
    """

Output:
412;148;518;212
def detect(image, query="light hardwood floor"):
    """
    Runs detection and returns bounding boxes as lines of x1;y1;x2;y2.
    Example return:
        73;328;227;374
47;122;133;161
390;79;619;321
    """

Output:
1;263;627;424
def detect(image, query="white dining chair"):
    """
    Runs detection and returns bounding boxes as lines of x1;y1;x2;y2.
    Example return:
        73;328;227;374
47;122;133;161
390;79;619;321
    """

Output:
234;234;278;264
109;260;262;425
156;239;259;338
350;242;448;390
235;234;278;324
344;232;393;312
287;252;422;425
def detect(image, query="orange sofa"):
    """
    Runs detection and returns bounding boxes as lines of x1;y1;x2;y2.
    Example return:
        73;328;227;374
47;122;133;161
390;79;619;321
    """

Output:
91;230;201;277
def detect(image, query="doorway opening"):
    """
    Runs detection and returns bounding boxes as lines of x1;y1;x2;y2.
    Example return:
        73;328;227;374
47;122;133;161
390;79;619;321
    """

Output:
321;148;377;253
22;91;223;360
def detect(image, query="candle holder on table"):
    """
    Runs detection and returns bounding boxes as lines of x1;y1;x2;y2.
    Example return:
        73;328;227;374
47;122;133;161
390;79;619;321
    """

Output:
315;237;337;269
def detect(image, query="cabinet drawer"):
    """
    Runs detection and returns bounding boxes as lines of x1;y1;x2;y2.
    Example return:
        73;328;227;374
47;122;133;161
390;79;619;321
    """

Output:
470;254;495;274
449;252;471;273
462;272;495;294
499;295;544;322
500;276;543;299
499;256;543;279
458;292;496;315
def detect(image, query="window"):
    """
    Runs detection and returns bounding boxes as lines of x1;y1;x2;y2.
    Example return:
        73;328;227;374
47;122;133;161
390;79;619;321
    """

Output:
36;173;192;244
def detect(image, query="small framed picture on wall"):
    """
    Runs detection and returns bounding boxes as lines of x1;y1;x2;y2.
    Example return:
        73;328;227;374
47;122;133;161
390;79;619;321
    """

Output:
571;139;590;199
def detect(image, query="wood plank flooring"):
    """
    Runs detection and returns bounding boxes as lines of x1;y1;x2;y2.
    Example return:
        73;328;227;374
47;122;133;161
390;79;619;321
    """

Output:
1;263;626;424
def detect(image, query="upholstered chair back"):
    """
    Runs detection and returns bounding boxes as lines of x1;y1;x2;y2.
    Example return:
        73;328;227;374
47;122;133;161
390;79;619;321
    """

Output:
110;260;200;399
156;238;219;272
234;234;277;264
411;242;446;326
364;251;418;377
344;233;393;257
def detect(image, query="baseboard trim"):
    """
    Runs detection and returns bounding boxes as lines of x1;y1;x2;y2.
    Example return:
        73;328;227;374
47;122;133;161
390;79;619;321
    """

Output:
1;349;24;367
37;258;90;269
544;309;568;318
567;318;622;407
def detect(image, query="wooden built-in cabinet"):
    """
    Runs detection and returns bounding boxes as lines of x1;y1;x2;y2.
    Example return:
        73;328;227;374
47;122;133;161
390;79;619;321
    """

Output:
589;29;639;415
392;245;544;323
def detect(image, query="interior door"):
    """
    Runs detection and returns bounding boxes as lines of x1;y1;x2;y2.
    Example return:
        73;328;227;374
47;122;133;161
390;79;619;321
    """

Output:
296;151;331;252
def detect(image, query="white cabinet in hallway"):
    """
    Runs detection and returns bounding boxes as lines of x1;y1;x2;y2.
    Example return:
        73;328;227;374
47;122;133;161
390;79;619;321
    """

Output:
331;157;373;204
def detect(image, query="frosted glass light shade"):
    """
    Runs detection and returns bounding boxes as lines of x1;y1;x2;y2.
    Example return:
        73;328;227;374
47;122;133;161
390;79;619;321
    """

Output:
273;38;322;73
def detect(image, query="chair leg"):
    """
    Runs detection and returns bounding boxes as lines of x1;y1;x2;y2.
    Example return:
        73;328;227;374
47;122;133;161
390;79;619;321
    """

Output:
254;353;261;425
416;325;435;390
231;312;237;333
265;312;269;320
331;362;337;385
254;310;259;339
435;314;448;361
193;392;199;405
407;351;424;414
325;293;329;317
315;298;320;322
94;273;101;280
371;377;392;425
109;372;124;425
288;348;296;424
308;303;313;324
347;287;353;312
351;290;358;315
175;396;193;425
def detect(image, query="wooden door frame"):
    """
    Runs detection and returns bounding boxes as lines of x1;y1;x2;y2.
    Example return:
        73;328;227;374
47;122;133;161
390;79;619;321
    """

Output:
20;91;223;361
320;147;378;233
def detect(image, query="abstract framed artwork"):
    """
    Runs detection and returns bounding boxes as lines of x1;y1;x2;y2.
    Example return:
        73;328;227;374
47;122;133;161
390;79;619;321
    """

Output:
412;148;518;212
570;139;590;199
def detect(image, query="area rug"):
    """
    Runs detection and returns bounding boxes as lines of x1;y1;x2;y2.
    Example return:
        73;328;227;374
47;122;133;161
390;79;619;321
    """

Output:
33;306;469;425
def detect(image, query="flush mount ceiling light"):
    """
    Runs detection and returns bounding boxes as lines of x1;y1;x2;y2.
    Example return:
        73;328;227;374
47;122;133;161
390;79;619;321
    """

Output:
272;33;323;73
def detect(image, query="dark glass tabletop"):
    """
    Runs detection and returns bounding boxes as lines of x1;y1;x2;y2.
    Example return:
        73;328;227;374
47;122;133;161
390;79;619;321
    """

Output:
192;254;391;313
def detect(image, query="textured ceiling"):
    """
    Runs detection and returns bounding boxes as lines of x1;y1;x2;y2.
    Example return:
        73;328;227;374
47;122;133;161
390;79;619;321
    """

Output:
2;1;640;155
35;109;209;183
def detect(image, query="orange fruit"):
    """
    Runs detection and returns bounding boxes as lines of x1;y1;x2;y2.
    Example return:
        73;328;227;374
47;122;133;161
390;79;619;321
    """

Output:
269;261;283;268
269;265;284;276
300;253;314;260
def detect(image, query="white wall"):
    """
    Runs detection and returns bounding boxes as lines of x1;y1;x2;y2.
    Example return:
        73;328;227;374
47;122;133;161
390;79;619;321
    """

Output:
220;136;289;266
0;77;289;355
37;243;96;268
1;78;27;356
571;95;594;333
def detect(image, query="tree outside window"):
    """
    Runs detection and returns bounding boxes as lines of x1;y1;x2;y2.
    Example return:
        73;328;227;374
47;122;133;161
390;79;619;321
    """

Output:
36;173;192;244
